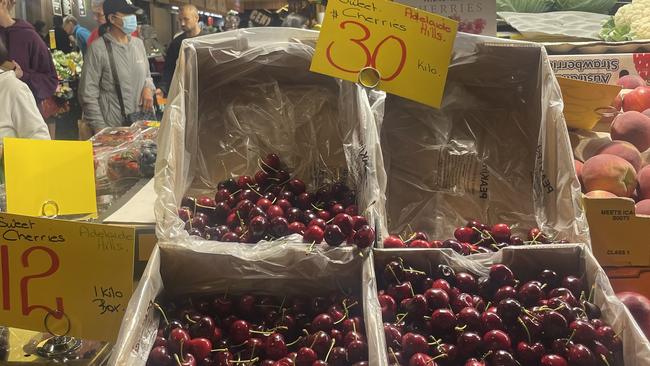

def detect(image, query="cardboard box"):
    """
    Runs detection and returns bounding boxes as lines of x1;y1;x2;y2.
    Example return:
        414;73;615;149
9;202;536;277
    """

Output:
606;266;650;300
549;53;650;86
109;244;386;365
373;245;650;366
583;196;650;267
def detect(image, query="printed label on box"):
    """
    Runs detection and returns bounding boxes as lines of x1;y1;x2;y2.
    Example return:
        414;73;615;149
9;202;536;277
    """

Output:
549;53;650;86
394;0;496;36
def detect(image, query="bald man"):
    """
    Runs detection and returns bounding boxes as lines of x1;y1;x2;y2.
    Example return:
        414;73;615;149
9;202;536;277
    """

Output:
159;4;205;96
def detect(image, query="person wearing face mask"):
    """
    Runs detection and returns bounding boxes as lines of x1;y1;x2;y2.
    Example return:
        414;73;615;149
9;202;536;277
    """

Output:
79;0;155;132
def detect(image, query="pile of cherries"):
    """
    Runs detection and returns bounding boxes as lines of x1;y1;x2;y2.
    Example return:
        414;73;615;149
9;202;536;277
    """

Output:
179;153;374;249
383;220;568;255
378;258;623;366
147;292;369;366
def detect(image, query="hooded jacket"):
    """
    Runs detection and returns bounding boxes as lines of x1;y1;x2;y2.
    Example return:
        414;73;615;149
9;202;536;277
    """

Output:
0;19;58;102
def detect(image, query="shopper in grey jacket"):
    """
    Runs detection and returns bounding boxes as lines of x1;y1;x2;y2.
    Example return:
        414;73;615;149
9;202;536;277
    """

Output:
79;0;154;132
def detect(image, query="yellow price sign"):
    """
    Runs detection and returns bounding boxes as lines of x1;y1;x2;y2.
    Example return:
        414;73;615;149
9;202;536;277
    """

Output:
0;213;134;342
4;138;97;217
311;0;458;108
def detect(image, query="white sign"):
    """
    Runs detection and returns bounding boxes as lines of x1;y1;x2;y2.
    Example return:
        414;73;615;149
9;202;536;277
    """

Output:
395;0;496;36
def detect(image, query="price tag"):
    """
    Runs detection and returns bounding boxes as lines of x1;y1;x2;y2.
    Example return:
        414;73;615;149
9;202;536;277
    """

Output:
4;138;97;217
0;213;134;342
310;0;458;108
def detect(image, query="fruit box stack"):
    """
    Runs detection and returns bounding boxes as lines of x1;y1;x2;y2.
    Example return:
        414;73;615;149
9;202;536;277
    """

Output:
109;243;387;365
154;28;386;245
379;36;587;244
571;129;650;267
373;245;650;365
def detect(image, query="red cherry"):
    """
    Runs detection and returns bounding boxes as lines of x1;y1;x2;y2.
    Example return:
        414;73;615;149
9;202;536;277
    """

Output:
289;221;307;235
483;330;511;351
409;353;434;366
541;354;568;366
491;223;511;242
408;239;431;248
353;225;375;249
454;226;477;243
187;338;211;360
267;205;284;219
332;213;354;235
303;225;324;243
383;235;405;248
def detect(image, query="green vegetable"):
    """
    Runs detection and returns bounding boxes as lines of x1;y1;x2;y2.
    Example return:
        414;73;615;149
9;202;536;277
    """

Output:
599;17;634;41
554;0;616;14
497;0;555;13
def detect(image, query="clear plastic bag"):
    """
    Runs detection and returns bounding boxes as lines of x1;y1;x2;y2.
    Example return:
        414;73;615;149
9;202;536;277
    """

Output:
374;244;650;365
108;243;387;365
379;33;588;244
155;28;386;242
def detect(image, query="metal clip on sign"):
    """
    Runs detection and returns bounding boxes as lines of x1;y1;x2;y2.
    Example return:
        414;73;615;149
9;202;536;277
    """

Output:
37;310;82;361
358;67;381;89
40;200;95;221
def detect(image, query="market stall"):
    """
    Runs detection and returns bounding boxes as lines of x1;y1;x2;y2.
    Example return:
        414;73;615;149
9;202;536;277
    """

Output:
1;0;650;363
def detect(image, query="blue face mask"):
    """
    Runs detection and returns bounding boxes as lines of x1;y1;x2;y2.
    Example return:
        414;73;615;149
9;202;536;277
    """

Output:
118;14;138;34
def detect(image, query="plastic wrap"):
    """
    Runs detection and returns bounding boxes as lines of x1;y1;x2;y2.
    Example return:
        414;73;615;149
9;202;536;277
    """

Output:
108;243;387;365
154;28;386;242
380;33;588;243
374;245;650;365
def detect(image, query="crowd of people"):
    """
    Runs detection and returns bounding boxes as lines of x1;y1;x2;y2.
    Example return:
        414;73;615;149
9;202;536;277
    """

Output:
0;0;207;142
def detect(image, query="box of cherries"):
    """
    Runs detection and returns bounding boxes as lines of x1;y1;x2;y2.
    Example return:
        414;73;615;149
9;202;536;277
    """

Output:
373;245;650;366
109;243;387;366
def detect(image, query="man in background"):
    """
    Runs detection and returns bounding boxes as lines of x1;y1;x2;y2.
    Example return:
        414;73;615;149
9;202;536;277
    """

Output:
63;15;91;54
158;4;205;96
87;0;106;45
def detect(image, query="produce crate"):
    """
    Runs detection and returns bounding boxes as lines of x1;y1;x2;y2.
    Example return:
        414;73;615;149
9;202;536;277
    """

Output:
583;197;650;266
571;130;650;266
373;244;650;365
379;34;587;244
605;266;650;300
108;243;386;365
155;28;385;243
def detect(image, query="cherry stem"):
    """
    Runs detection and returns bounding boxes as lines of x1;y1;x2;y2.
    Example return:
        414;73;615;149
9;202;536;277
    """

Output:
518;316;532;344
306;241;316;255
566;329;576;344
388;265;401;285
482;351;493;361
600;354;611;366
431;353;448;361
174;353;182;366
229;357;259;364
396;313;408;324
180;339;186;362
246;184;262;197
152;302;169;325
455;325;467;332
211;348;228;352
259;158;278;173
389;347;398;363
324;339;336;362
185;314;197;324
286;336;303;347
588;286;595;303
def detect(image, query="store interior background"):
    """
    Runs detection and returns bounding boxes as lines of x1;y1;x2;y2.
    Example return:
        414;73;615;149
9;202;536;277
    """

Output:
12;0;287;53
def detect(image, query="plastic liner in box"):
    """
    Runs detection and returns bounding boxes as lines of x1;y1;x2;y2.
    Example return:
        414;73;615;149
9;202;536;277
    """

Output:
155;27;386;242
380;33;588;244
108;242;387;365
373;245;650;365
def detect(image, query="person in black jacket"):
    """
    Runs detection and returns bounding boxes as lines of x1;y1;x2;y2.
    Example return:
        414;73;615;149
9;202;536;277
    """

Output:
158;4;205;96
